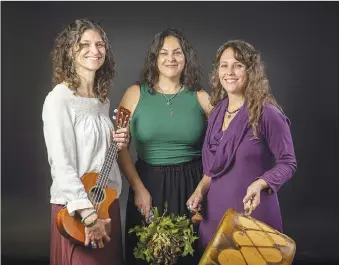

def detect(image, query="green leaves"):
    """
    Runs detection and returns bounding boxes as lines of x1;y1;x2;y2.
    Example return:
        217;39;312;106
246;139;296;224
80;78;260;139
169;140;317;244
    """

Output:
129;204;199;265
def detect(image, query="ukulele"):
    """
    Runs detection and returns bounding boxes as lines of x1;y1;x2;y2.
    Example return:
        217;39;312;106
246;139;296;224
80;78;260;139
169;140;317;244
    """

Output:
56;106;131;244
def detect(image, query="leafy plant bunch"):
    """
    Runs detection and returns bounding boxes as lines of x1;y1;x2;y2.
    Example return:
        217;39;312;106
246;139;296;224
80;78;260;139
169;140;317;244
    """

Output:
129;203;199;265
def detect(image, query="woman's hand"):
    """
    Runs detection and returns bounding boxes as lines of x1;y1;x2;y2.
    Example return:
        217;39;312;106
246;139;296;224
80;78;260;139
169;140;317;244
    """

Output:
243;179;268;214
133;186;152;221
186;175;211;211
186;188;204;211
84;218;111;249
112;127;130;150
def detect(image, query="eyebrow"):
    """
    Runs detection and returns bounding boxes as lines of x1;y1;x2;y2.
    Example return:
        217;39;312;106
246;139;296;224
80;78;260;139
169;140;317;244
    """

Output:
160;48;182;51
219;60;242;63
80;40;105;44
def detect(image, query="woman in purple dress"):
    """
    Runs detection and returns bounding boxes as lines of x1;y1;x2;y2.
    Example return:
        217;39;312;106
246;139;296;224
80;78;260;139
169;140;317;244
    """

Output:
187;40;297;249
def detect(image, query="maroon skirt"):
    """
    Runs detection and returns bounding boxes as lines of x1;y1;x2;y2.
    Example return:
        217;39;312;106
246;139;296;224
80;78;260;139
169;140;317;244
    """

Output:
50;200;123;265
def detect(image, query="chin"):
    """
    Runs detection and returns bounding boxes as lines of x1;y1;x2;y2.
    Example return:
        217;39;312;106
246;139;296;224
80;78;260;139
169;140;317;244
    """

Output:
222;85;238;94
87;64;104;71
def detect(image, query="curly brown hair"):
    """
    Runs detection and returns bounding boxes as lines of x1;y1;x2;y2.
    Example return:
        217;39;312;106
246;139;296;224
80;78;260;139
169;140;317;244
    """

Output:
51;19;116;103
210;40;283;138
141;28;202;93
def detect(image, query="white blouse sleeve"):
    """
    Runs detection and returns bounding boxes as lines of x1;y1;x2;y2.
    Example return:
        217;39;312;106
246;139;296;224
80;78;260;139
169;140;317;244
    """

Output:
42;90;93;216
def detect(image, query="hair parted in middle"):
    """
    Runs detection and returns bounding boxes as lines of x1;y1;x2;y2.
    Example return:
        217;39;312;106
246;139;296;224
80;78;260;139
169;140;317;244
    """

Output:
141;28;203;93
51;18;116;103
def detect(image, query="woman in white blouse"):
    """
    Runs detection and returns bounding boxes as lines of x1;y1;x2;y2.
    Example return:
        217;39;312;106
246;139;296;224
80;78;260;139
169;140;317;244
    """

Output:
42;19;128;265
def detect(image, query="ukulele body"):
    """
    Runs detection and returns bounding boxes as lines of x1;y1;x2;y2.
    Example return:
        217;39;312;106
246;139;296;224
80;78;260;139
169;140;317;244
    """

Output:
56;172;117;244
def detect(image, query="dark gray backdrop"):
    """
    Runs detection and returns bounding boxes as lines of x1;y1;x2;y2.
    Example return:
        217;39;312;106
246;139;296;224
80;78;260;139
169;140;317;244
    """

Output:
1;2;338;265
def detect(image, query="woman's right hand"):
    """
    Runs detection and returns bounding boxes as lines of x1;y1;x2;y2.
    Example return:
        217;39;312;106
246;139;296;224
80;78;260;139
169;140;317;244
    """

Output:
133;186;152;221
84;218;111;249
187;188;204;211
186;175;211;211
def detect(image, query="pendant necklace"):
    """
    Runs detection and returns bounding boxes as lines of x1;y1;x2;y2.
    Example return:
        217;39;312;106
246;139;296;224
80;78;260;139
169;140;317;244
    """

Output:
158;85;183;117
226;107;240;118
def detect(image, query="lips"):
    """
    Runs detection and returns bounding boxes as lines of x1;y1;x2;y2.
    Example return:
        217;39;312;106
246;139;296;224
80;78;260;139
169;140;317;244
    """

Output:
225;79;238;83
85;56;102;60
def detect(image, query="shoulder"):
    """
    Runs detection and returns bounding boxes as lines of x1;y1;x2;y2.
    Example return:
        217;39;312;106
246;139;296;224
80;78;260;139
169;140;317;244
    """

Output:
196;89;209;100
261;103;291;127
119;83;141;115
42;84;75;121
209;97;226;118
45;84;73;103
196;89;213;116
44;84;73;107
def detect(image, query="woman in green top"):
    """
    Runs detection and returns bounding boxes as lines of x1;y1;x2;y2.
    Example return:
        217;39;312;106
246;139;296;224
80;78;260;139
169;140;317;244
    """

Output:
118;28;211;265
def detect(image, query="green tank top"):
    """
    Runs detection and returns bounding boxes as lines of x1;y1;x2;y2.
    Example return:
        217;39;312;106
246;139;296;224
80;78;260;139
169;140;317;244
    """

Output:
130;83;207;165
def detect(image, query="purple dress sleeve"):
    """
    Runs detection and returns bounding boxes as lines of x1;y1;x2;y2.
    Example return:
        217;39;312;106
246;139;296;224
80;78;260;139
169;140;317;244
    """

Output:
258;104;297;193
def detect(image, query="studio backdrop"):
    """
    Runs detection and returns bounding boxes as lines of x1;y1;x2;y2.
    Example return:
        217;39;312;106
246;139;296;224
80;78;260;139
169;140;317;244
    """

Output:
1;2;338;264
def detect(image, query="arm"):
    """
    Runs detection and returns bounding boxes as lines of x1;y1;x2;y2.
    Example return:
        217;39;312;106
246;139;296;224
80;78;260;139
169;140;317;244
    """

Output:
243;105;297;212
118;148;146;192
42;91;94;217
117;84;143;189
187;175;211;210
258;105;297;193
196;89;213;117
117;84;152;219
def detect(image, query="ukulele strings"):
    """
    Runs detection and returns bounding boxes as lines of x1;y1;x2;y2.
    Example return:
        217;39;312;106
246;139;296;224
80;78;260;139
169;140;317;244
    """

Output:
92;113;128;212
92;141;119;211
91;124;119;211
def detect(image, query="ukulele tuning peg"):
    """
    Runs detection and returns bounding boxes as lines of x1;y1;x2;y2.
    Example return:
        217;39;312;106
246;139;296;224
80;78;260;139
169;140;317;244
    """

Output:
112;109;118;120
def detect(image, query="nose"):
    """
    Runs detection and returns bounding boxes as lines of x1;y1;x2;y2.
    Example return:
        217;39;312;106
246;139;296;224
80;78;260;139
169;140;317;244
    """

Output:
90;44;99;54
226;66;235;76
167;53;176;61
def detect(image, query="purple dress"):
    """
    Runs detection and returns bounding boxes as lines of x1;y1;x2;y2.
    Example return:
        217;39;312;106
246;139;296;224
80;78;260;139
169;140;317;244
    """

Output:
199;98;297;249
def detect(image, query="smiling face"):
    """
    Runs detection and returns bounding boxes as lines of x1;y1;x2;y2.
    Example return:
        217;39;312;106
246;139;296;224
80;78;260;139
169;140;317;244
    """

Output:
157;36;185;80
73;29;106;73
218;48;247;95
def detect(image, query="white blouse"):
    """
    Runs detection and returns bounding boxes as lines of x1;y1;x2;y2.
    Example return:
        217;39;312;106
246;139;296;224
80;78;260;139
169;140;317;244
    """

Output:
42;84;122;216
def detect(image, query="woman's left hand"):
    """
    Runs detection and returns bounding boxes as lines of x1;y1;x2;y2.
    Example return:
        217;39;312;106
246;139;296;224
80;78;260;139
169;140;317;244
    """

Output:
243;179;268;214
112;127;130;150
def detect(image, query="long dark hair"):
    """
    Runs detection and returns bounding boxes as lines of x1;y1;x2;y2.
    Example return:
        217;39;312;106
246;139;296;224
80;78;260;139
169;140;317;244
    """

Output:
51;19;116;102
141;28;202;93
210;40;282;138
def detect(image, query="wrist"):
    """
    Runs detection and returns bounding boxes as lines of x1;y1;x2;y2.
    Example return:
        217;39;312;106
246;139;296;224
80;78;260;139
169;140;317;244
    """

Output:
131;182;145;192
199;180;211;196
81;210;99;227
195;185;205;196
78;208;98;225
256;178;268;190
78;208;95;218
83;214;98;227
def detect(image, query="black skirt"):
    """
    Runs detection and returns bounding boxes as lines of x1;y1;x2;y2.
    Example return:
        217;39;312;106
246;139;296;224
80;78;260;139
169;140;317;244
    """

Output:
125;158;203;265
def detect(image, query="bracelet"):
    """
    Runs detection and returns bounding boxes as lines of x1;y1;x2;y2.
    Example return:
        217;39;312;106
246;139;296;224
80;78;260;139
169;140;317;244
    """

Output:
81;210;97;223
84;218;98;228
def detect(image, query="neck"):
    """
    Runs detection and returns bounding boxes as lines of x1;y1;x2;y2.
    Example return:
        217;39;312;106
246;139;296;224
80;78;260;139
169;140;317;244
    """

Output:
227;93;245;111
76;67;96;97
157;75;181;93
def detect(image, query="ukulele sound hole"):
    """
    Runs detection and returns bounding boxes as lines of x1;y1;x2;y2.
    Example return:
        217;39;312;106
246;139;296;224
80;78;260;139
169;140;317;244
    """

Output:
89;186;105;204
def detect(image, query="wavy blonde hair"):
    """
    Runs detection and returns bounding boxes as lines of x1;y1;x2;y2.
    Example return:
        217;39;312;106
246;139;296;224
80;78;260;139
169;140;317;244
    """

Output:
51;19;116;103
210;40;282;138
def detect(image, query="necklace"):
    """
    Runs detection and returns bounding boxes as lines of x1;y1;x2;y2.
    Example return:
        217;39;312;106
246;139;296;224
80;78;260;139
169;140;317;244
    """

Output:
158;85;183;117
158;85;183;105
226;107;240;118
